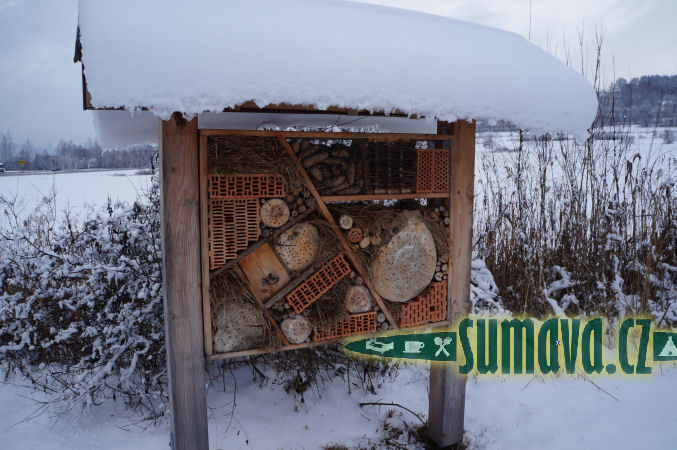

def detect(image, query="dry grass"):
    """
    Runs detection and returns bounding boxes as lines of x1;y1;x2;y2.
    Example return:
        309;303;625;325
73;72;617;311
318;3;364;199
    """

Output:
306;278;351;329
422;213;450;257
209;270;280;350
476;128;677;322
303;214;342;272
208;135;305;196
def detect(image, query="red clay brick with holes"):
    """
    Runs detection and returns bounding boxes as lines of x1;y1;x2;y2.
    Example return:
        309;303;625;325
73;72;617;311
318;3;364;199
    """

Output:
285;254;351;314
313;312;378;341
399;282;448;327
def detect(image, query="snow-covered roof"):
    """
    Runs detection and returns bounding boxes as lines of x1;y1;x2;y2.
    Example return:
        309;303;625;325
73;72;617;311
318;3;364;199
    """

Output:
77;0;598;140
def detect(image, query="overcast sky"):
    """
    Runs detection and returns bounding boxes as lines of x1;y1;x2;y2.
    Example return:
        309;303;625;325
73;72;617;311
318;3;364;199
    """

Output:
0;0;675;147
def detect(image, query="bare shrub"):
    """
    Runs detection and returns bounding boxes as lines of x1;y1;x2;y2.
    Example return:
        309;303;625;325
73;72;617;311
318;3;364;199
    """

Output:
475;125;676;325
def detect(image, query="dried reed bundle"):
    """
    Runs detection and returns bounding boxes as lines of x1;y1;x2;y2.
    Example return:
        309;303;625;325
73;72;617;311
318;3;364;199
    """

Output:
208;135;305;196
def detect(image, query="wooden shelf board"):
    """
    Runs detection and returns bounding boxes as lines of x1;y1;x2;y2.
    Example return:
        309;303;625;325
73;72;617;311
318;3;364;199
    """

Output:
200;129;454;141
207;320;452;360
322;193;449;202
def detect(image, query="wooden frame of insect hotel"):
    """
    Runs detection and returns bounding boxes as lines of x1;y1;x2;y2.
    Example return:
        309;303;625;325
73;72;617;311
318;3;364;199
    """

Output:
198;125;472;359
154;116;475;450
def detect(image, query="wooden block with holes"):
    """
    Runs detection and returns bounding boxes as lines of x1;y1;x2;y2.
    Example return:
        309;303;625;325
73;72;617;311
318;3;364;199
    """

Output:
238;243;290;301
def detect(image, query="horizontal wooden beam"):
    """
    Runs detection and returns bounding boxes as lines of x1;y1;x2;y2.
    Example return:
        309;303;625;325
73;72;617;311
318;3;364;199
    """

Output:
200;129;454;140
207;320;452;360
322;193;449;202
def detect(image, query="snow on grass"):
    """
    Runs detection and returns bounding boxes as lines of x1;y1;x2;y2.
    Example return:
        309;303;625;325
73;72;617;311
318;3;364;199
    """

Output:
2;363;677;449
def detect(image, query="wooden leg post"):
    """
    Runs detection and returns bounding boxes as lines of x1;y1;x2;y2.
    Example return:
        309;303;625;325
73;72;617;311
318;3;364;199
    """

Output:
160;114;209;450
428;120;476;448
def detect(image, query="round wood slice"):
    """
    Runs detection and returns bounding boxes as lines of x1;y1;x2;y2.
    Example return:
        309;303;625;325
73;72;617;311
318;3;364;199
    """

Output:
260;199;290;228
371;212;437;302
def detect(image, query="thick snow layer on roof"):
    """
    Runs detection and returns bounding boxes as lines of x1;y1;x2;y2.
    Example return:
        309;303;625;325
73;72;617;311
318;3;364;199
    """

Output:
78;0;598;140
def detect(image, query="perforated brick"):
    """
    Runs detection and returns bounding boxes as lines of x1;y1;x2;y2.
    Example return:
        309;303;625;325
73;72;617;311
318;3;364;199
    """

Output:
208;174;285;199
416;149;449;194
399;282;448;327
313;312;377;341
208;199;260;269
285;254;351;314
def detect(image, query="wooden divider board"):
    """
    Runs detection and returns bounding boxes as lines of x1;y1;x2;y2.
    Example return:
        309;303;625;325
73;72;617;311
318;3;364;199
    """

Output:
200;129;457;359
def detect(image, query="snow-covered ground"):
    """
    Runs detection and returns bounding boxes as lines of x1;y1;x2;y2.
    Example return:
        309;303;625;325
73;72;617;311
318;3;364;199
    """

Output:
2;362;676;449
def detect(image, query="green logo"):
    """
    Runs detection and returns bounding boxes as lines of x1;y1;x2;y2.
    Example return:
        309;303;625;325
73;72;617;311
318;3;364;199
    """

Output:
343;317;676;376
653;332;677;362
345;332;457;362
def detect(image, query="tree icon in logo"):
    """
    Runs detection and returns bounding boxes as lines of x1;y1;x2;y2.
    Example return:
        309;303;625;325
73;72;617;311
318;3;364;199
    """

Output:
654;332;677;361
659;336;677;357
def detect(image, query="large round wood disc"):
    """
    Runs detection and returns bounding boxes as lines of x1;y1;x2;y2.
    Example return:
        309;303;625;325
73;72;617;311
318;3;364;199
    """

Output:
281;317;313;344
345;285;372;313
370;212;437;302
260;199;290;228
213;300;265;352
275;222;320;272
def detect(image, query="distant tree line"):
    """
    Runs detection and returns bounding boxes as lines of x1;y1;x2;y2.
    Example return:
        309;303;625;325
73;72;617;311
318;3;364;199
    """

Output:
476;74;677;133
0;132;155;171
596;74;677;127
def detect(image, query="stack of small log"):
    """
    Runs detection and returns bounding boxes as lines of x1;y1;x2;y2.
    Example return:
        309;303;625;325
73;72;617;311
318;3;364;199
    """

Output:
429;204;451;227
430;205;450;282
293;141;364;196
338;214;379;251
260;190;316;238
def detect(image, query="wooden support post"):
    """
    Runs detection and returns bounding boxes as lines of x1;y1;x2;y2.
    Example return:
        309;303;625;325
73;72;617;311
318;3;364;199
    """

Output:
160;113;209;450
428;120;475;448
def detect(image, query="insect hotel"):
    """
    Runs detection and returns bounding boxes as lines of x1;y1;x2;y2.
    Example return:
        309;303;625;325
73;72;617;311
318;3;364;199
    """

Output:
75;0;597;448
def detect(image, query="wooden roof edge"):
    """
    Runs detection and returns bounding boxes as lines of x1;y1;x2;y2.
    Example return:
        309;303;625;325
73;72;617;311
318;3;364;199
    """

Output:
74;25;82;63
78;87;423;120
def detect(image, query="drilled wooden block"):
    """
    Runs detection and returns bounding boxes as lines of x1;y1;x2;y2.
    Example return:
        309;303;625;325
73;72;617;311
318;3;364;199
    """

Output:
238;243;290;301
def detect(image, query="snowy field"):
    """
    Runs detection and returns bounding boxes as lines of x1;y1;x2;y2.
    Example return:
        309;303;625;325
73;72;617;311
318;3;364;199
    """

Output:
0;169;153;227
475;126;677;185
1;132;676;449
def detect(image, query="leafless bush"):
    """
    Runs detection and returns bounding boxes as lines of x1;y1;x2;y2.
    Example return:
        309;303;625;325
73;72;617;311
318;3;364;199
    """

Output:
474;30;676;325
0;173;166;417
475;117;676;325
